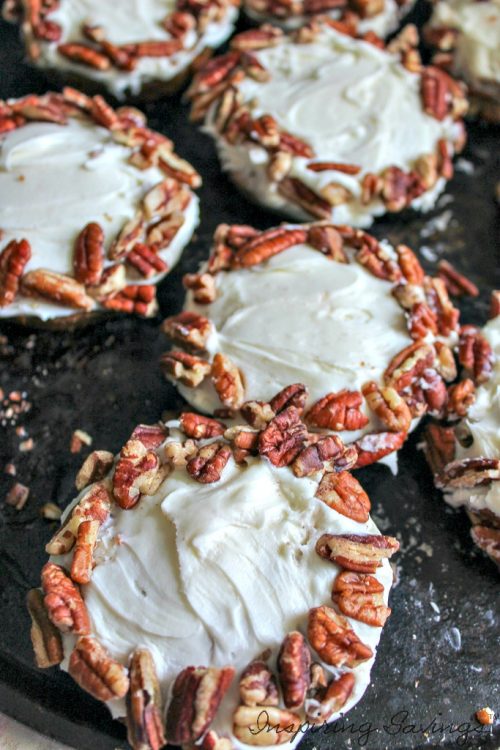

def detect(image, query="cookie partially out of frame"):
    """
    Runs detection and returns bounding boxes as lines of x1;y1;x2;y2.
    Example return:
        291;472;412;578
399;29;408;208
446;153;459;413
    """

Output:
0;90;200;324
188;19;467;228
161;221;462;468
28;403;399;750
2;0;240;101
425;0;500;123
425;291;500;569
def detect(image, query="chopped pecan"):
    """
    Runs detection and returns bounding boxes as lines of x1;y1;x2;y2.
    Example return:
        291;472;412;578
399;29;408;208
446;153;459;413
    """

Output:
41;562;90;635
424;277;459;336
458;326;494;385
69;636;129;701
180;412;226;439
131;423;168;450
22;269;94;310
109;213;145;259
320;182;352;207
437;457;500;489
332;570;390;627
192;51;241;93
127;649;165;750
230;26;283;51
113;439;166;509
26;589;63;669
470;526;500;568
356;236;402;282
423;423;456;475
437;259;479;298
434;341;457;382
0;239;31;307
232;228;307;268
353;429;406;465
87;264;126;301
293;436;357;477
142;179;184;218
183;272;217;303
74;452;113;491
147;212;186;252
278;632;311;710
240;655;279;707
45;481;111;555
241;400;275;429
258;406;307;467
163;439;197;468
306;390;368;432
73;222;104;286
269;383;308;415
5;482;29;509
158;150;201;188
407;302;438;339
58;43;111;70
233;706;301;746
71;519;100;585
475;707;495;726
315;471;370;523
186;442;232;483
267;151;293;182
162;311;212;349
413;368;445;418
315;533;400;573
103;284;158;317
224;426;259;453
392;282;425;311
307;606;373;668
166;666;235;744
212;353;245;408
278;178;332;220
161;349;211;387
362;382;412;433
421;66;467;121
127;243;168;278
278;131;314;158
384;341;435;392
446;379;475;419
305;672;354;724
307;225;347;262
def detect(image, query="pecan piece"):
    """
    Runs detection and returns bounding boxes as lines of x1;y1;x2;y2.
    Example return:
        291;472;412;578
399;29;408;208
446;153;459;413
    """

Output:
161;349;211;387
384;342;435;392
103;284;158;316
71;519;100;585
127;243;168;278
307;225;347;262
407;302;438;339
230;26;283;51
362;381;412;433
307;606;373;668
166;666;235;744
232;228;307;268
109;213;145;259
423;423;456;476
316;471;370;523
240;655;279;707
41;562;90;635
437;457;500;489
179;412;226;439
293;436;357;477
183;272;217;304
437;259;479;298
211;352;245;408
113;439;166;509
233;706;301;746
490;290;500;320
395;244;424;284
127;649;165;750
315;533;400;573
45;481;111;555
258;406;307;467
278;632;311;710
269;383;308;415
458;326;494;385
22;269;94;310
162;311;212;349
73;222;104;286
75;449;112;488
131;423;168;449
0;239;31;307
58;43;111;70
69;636;129;701
424;276;459;336
353;430;406;467
332;571;391;627
278;178;332;220
306;390;368;432
186;442;232;483
446;379;475;419
241;400;275;429
434;341;457;382
26;588;63;669
470;526;500;568
305;671;354;724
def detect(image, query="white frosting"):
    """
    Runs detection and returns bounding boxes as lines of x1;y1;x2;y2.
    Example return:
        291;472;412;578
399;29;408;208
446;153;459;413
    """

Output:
205;26;461;227
54;422;393;746
444;316;500;518
0;118;199;321
31;0;239;99
428;0;500;99
180;241;413;445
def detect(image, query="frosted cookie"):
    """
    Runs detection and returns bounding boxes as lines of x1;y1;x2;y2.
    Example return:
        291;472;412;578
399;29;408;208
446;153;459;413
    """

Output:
425;291;500;568
161;221;461;468
27;405;400;750
425;0;500;122
244;0;415;38
2;0;239;100
188;19;467;228
0;90;200;325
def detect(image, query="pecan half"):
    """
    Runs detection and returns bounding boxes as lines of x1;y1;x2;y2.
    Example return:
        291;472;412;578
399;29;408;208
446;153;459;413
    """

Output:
306;390;368;432
278;178;332;220
166;666;235;744
316;471;370;523
41;562;90;635
437;259;479;298
127;648;165;750
162;311;212;349
470;526;500;568
180;412;226;439
22;269;94;310
258;406;307;467
293;436;357;477
307;606;373;668
307;225;347;263
233;706;301;746
446;379;475;419
424;276;459;336
362;381;412;433
69;636;130;701
240;656;279;707
424;423;456;476
113;439;166;509
269;383;308;415
315;533;400;573
355;235;402;282
127;243;168;278
407;302;438;339
305;672;354;724
232;228;307;268
332;570;390;627
230;26;284;51
71;519;100;585
396;244;425;285
0;238;31;307
278;632;311;710
437;457;500;489
131;423;168;450
458;326;494;385
183;272;217;304
186;442;232;483
46;481;111;555
353;431;406;467
211;352;245;408
73;222;104;286
434;341;457;382
26;588;63;669
161;349;211;387
58;43;111;70
384;342;435;392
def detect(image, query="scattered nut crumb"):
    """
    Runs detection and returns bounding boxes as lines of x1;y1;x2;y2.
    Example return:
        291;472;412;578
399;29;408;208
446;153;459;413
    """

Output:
476;707;495;725
15;426;27;437
20;437;34;452
70;429;93;454
40;502;62;521
5;483;30;510
4;463;16;476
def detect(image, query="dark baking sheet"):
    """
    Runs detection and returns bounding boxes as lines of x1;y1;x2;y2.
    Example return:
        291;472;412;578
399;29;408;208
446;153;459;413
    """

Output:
0;5;499;749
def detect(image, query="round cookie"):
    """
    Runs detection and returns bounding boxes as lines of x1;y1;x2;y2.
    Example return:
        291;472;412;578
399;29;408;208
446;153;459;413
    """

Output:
0;90;200;324
425;0;500;123
425;292;500;568
162;222;462;468
188;19;468;228
2;0;240;100
29;405;400;750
